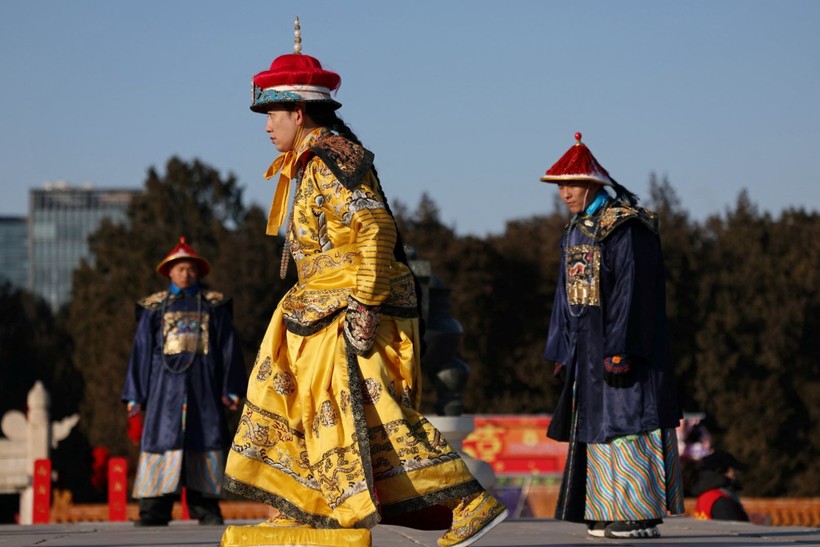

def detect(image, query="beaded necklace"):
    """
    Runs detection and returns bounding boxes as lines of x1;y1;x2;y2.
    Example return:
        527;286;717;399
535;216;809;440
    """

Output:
278;128;309;280
280;211;294;279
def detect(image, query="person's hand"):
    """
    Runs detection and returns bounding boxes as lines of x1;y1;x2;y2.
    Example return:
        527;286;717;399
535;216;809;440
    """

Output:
343;296;382;355
603;355;634;388
222;394;240;410
126;401;141;418
126;407;143;446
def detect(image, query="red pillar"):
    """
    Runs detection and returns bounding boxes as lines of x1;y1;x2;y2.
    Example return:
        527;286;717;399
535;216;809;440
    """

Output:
180;487;190;520
32;459;51;524
108;457;128;521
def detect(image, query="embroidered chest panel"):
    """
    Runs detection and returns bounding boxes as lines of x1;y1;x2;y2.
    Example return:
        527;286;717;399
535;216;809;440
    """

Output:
565;244;601;307
162;311;209;355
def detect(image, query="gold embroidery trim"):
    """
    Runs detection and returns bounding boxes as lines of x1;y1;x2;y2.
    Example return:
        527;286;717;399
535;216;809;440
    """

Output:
565;244;601;307
296;244;362;283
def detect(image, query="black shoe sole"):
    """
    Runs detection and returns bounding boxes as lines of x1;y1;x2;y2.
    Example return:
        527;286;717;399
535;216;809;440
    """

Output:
134;520;169;527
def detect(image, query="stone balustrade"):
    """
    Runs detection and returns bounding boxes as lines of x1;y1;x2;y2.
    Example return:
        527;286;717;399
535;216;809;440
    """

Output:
0;381;78;524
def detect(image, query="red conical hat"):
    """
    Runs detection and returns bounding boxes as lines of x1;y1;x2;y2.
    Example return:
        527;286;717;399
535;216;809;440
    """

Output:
155;237;210;278
540;132;614;186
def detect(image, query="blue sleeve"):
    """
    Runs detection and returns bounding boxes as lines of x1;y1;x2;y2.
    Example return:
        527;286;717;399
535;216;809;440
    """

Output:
544;241;570;364
121;306;154;405
602;222;663;361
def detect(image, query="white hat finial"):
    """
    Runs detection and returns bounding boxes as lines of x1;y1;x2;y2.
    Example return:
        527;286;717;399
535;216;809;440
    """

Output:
293;16;302;54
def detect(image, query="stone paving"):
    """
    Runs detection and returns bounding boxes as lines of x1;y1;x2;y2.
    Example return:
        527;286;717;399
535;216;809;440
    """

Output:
2;517;820;546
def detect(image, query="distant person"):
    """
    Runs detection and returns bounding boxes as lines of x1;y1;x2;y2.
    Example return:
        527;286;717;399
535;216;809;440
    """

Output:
679;420;712;497
681;420;712;462
122;237;247;526
220;18;507;547
540;133;684;539
692;450;750;521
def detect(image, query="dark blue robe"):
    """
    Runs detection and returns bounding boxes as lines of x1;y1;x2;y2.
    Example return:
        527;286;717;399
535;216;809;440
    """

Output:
545;201;681;444
121;286;247;453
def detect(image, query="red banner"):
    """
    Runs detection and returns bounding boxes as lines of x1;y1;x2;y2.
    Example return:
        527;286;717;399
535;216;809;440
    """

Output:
107;457;128;521
462;415;566;475
32;459;51;524
462;413;706;477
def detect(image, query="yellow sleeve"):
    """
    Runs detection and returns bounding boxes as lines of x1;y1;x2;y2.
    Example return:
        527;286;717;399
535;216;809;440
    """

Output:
313;161;396;307
345;171;396;307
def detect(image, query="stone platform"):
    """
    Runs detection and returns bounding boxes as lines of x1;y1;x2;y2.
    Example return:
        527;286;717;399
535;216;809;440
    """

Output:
1;517;820;546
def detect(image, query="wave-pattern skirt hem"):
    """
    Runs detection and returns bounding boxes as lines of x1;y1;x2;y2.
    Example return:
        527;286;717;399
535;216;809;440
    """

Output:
133;449;225;498
554;425;684;522
224;305;481;529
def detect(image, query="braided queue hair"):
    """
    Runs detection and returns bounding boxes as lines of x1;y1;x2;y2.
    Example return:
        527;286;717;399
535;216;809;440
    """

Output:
608;177;639;207
300;103;427;346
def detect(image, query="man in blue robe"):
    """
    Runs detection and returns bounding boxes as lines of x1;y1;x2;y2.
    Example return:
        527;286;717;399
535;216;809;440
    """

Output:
540;134;684;539
122;237;247;526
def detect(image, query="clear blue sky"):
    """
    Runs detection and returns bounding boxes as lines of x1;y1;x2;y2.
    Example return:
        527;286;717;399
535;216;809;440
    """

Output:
1;1;818;235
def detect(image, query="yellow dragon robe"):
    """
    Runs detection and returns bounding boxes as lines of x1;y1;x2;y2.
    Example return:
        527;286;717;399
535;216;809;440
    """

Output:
223;128;482;530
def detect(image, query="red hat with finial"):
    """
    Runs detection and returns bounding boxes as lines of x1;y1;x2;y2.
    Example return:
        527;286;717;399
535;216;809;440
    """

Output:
540;132;614;186
155;237;210;278
251;17;341;112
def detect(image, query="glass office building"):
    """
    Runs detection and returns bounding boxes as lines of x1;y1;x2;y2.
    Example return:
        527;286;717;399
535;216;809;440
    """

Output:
29;184;139;311
0;216;29;289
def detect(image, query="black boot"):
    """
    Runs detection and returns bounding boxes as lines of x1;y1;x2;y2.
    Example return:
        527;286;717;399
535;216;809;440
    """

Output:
185;489;224;525
135;495;173;526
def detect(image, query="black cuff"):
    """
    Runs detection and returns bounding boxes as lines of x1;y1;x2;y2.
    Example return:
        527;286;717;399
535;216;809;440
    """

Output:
343;296;382;355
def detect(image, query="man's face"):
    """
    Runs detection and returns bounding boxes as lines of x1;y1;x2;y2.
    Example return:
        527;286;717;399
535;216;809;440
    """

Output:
557;180;602;214
265;105;303;153
168;260;199;290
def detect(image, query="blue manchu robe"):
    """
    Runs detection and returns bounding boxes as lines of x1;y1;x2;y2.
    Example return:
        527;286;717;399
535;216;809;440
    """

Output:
545;200;681;443
122;284;247;496
544;198;683;523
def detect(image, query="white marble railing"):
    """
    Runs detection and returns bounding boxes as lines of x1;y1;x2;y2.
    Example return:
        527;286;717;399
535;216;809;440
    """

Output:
0;381;78;524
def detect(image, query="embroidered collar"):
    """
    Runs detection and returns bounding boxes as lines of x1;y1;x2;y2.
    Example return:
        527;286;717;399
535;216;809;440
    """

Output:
584;190;610;216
